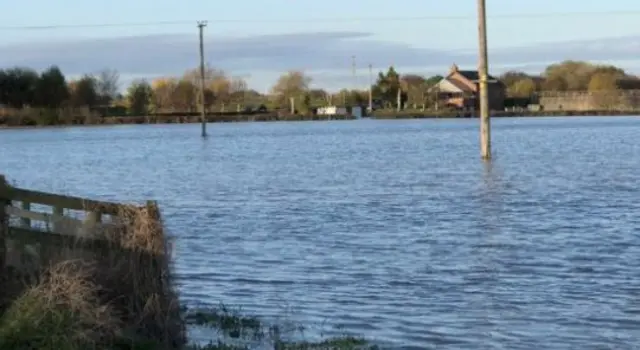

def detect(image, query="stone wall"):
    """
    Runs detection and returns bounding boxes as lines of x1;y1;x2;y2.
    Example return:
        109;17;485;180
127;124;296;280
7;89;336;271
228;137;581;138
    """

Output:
538;90;640;111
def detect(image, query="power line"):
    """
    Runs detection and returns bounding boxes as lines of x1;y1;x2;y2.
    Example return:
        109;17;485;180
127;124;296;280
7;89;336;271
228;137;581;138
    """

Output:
1;11;639;30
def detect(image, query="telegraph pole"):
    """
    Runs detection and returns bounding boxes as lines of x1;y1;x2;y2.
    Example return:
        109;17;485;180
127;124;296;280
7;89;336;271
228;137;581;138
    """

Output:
368;64;373;112
198;21;208;138
351;55;356;89
477;0;491;160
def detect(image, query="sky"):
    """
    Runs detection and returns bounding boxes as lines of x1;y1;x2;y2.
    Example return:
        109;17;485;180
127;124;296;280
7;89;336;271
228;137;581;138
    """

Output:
1;0;640;92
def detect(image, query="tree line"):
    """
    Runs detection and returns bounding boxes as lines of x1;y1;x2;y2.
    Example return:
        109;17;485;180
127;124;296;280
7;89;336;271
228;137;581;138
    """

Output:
0;60;638;118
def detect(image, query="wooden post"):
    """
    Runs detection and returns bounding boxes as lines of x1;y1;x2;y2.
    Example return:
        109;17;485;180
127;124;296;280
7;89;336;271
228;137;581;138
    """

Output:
85;211;101;226
351;55;356;88
82;210;102;237
0;175;9;270
53;206;64;233
198;21;208;138
289;97;295;114
368;64;373;113
478;0;491;160
21;201;30;228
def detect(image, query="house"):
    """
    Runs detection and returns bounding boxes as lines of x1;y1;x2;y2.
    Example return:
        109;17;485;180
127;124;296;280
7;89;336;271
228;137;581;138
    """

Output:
432;64;506;111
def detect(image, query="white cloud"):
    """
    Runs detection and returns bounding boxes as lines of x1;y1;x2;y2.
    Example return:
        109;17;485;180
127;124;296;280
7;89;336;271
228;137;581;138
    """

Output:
2;32;640;91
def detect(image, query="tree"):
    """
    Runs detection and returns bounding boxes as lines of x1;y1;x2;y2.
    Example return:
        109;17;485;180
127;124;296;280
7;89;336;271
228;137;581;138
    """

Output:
588;72;620;109
68;75;98;108
95;69;120;105
541;61;627;92
499;71;531;88
126;79;153;115
171;80;197;112
588;72;618;91
229;76;248;107
542;74;568;91
400;74;430;109
270;71;311;109
183;67;231;109
508;78;537;97
424;75;443;86
34;66;69;108
372;67;404;108
151;78;177;112
308;89;331;106
0;67;39;108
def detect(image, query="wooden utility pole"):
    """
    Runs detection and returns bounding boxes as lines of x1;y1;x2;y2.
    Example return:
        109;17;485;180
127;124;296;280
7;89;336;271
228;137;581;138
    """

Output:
477;0;491;160
351;55;356;89
368;64;373;112
198;21;208;138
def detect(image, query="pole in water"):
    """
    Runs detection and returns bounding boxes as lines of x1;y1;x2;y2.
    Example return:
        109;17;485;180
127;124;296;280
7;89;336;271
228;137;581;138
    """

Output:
368;64;373;113
351;55;356;89
477;0;491;160
198;21;208;138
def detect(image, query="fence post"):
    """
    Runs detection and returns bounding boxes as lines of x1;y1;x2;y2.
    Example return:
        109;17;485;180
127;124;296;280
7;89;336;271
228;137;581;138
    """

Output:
0;175;9;271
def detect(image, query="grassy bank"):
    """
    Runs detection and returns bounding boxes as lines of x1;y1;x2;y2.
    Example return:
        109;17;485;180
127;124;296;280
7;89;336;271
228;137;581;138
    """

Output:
2;108;639;128
0;262;376;350
0;112;355;128
371;109;640;119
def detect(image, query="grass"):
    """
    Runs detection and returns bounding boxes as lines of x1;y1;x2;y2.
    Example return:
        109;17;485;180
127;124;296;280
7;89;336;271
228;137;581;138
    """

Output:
182;305;378;350
0;178;377;349
0;261;119;350
0;263;377;350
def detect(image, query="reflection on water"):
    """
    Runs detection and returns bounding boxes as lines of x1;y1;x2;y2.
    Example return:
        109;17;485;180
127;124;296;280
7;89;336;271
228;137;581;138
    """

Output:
1;117;640;349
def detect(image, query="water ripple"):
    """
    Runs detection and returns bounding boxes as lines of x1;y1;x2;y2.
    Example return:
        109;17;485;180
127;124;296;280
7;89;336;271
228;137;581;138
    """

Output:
1;117;640;349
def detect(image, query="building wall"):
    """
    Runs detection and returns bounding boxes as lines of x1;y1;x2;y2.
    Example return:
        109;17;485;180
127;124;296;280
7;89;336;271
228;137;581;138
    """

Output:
487;83;506;111
539;90;640;111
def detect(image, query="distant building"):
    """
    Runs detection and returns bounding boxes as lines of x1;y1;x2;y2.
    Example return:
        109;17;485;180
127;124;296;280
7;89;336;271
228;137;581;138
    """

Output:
316;106;363;118
317;106;348;116
432;64;506;111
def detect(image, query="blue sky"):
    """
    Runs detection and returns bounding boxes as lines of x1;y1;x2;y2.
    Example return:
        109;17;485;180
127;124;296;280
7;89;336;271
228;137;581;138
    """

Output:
2;0;640;91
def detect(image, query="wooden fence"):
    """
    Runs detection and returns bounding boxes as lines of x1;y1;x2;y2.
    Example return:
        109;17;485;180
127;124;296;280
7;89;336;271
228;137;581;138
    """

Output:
0;175;185;346
0;175;151;272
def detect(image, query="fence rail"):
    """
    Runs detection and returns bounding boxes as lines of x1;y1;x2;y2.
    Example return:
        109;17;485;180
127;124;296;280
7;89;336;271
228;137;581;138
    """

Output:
0;175;149;271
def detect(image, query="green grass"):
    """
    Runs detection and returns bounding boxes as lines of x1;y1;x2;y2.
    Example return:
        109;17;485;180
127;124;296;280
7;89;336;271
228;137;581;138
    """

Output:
182;305;378;350
0;298;377;350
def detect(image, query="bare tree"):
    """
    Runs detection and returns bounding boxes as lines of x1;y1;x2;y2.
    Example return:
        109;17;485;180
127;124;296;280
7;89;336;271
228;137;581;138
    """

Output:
270;70;312;108
95;69;120;106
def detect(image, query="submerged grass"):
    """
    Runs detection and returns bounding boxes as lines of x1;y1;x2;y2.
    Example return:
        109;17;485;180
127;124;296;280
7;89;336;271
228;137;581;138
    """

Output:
183;304;378;350
0;176;376;349
0;273;376;350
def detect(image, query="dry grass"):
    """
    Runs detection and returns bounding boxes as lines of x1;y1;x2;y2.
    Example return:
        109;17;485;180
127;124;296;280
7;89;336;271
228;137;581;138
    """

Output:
0;200;185;349
0;197;374;349
0;260;118;350
94;202;185;348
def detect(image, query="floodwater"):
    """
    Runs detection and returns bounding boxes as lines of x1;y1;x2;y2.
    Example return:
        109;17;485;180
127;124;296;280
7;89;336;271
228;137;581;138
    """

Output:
1;117;640;349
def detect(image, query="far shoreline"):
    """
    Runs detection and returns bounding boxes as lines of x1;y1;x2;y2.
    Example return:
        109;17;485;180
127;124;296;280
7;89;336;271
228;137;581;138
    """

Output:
1;110;640;129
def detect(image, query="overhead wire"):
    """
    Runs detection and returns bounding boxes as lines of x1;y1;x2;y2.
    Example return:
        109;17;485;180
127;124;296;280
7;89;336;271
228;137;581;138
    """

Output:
0;11;639;31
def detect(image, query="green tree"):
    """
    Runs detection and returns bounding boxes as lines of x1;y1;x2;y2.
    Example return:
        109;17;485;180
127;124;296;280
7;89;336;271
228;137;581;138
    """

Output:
34;66;69;108
424;75;443;86
372;66;402;107
126;79;153;115
308;89;332;107
68;75;98;108
0;67;39;108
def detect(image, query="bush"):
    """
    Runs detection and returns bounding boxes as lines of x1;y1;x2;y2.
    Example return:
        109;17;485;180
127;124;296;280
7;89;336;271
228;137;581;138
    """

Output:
0;261;118;350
